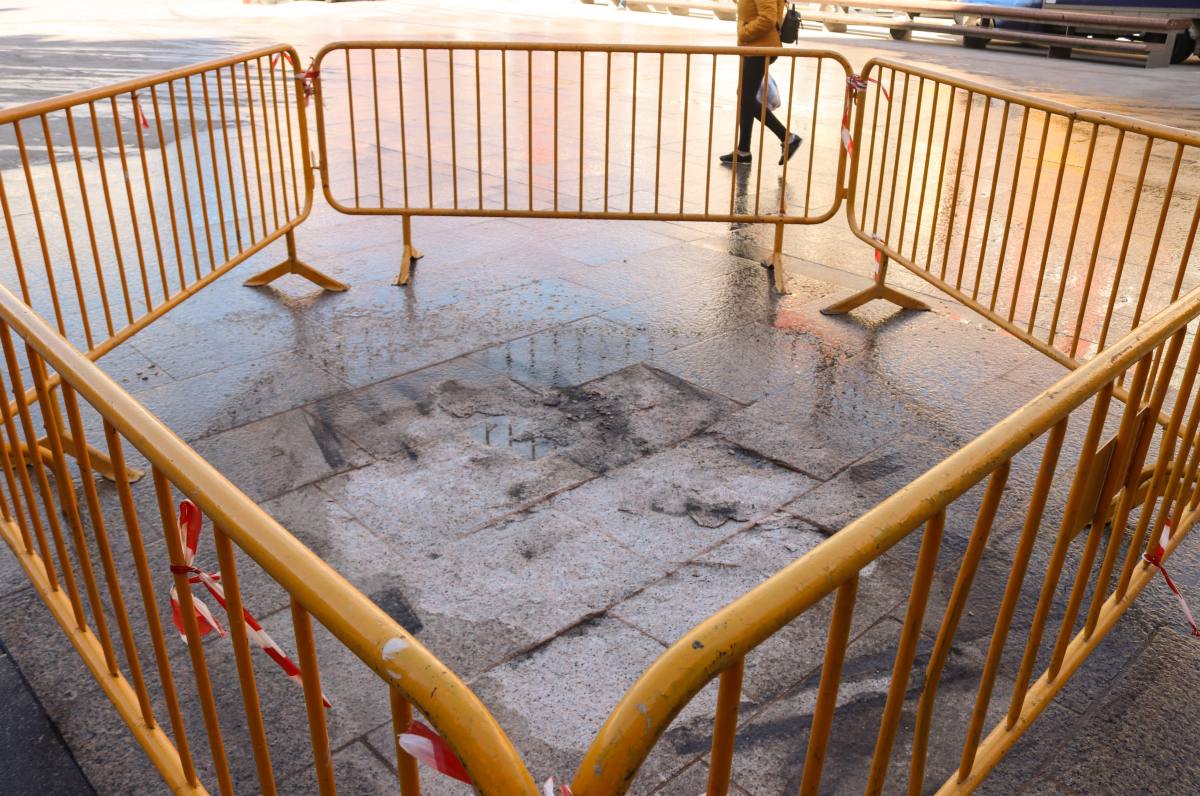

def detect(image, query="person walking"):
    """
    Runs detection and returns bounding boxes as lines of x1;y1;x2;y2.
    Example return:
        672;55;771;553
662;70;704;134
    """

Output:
720;0;801;167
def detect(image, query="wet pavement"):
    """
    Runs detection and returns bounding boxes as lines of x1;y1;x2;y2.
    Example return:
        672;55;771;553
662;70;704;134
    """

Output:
2;1;1200;794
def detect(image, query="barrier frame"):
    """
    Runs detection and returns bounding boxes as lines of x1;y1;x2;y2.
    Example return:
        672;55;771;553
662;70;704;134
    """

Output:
3;38;1200;796
310;41;855;291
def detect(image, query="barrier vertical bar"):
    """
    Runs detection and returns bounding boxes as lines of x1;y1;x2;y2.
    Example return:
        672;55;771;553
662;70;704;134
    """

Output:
103;421;199;784
64;108;115;338
153;468;235;796
705;656;744;796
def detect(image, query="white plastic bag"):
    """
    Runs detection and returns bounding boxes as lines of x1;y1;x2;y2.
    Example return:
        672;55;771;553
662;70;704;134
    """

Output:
756;75;782;112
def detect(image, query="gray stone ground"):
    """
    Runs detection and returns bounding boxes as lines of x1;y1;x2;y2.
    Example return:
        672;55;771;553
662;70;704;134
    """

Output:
1;1;1200;795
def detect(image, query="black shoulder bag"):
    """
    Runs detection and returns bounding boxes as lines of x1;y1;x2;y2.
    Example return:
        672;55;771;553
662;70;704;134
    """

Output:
780;3;801;44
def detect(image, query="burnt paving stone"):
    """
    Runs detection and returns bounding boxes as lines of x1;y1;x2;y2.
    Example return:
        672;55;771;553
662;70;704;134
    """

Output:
190;408;372;503
315;438;595;549
548;434;818;565
547;364;740;474
306;358;540;459
613;513;909;702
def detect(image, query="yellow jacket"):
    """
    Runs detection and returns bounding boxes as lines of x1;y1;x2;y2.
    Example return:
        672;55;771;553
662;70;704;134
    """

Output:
737;0;782;47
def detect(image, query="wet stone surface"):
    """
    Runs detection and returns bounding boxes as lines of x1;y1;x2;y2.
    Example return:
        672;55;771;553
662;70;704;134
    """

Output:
5;205;1198;795
2;2;1199;791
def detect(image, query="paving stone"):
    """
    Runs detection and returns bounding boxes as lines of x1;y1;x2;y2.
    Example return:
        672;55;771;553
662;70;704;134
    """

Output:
712;359;927;481
600;265;780;352
564;242;763;304
134;349;349;441
278;740;401;796
190;408;372;503
724;616;1043;795
0;589;162;795
549;434;818;565
0;636;95;795
468;615;720;795
128;296;325;382
649;323;829;404
385;503;666;677
470;316;673;389
1052;629;1200;795
783;432;955;534
196;483;410;622
301;278;619;389
614;513;909;702
549;223;680;266
315;438;595;548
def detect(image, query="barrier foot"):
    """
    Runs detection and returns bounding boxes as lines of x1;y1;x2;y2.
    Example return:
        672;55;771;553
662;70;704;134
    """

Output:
821;250;930;315
15;435;143;483
243;231;348;292
393;216;424;286
763;221;789;294
820;283;931;315
763;251;789;294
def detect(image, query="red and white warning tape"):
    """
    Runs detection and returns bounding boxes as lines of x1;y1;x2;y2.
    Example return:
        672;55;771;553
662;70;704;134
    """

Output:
397;720;574;795
269;52;318;103
1143;521;1200;638
168;499;332;706
841;74;890;156
131;92;150;130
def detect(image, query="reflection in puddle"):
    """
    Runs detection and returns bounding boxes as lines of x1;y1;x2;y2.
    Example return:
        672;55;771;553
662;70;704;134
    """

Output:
468;416;556;461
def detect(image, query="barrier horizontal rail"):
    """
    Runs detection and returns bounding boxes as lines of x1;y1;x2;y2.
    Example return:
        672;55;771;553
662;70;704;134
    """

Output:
574;283;1200;794
0;43;339;363
839;58;1200;375
311;41;853;289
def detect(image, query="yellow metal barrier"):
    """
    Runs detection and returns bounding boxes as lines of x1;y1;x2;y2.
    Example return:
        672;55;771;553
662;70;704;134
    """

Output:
4;40;1200;796
0;280;539;795
311;42;852;290
0;43;344;364
833;58;1200;373
575;283;1200;795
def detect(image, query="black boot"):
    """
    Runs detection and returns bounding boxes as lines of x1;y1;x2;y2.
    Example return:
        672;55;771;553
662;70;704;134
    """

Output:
779;134;802;165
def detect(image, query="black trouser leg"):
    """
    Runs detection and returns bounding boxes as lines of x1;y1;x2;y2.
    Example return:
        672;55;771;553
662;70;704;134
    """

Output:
737;55;788;152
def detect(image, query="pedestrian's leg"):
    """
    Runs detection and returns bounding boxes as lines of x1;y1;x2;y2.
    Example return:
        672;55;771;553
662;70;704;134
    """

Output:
738;56;765;152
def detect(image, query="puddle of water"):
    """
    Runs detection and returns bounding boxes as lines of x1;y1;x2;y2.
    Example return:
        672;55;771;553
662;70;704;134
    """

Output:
467;415;557;461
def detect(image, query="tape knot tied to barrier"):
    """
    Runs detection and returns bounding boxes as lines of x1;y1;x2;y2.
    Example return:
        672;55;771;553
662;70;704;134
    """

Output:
270;52;318;104
168;499;332;706
131;92;150;130
1143;522;1200;639
841;74;890;156
397;720;574;794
